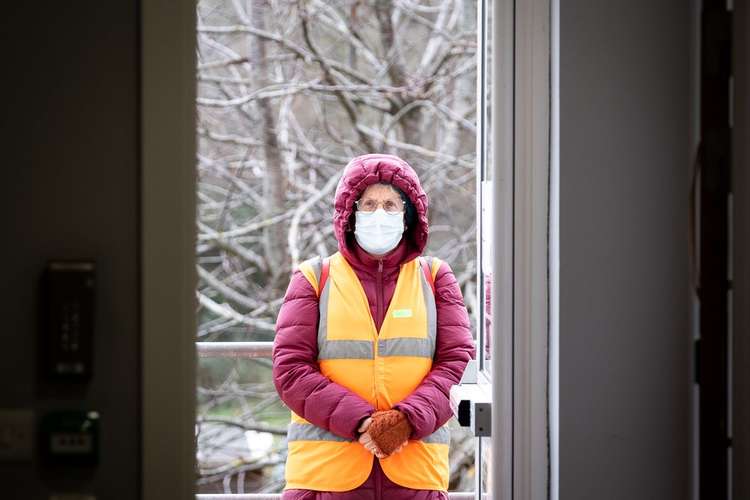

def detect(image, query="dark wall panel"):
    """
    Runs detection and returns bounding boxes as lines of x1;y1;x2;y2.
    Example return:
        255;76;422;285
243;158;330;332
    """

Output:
0;2;140;498
732;3;750;498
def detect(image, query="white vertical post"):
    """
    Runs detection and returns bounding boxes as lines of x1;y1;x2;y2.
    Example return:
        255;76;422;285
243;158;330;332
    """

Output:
475;0;486;496
549;0;560;498
492;0;516;499
510;0;551;498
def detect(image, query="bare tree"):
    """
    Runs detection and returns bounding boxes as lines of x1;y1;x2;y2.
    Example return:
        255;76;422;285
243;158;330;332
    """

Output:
195;0;478;493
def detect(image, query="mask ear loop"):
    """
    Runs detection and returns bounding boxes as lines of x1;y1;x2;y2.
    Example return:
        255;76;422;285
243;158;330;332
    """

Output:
344;200;358;233
397;192;412;234
346;191;364;233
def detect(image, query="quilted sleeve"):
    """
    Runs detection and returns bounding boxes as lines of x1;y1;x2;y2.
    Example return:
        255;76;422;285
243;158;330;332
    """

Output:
272;269;376;440
393;260;476;440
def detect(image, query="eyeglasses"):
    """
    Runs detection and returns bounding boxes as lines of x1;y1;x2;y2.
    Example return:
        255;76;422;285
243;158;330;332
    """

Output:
355;198;405;215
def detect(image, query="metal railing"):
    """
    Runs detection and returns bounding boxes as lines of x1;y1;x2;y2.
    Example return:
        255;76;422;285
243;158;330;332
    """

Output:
195;342;477;500
197;341;273;358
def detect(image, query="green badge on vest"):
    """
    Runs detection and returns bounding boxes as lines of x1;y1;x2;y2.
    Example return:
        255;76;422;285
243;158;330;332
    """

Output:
392;309;413;318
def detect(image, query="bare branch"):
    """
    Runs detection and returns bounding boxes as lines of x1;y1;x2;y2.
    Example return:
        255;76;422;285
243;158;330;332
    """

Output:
198;23;374;84
288;172;341;269
197;291;276;332
298;4;375;151
197;416;287;436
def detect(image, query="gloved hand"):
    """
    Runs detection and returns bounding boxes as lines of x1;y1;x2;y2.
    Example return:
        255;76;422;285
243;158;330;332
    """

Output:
359;409;412;456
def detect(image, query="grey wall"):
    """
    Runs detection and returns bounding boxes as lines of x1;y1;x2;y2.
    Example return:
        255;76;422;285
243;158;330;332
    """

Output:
0;2;140;499
733;4;750;499
560;2;690;499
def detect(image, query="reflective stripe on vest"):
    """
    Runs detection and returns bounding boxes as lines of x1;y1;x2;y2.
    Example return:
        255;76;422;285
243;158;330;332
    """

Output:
287;421;449;444
285;252;450;492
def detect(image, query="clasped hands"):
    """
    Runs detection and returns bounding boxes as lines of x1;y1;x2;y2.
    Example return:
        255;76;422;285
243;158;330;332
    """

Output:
357;409;412;459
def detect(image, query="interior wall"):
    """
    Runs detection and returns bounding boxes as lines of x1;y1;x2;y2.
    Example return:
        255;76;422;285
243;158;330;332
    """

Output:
0;2;140;499
732;3;750;498
560;2;690;499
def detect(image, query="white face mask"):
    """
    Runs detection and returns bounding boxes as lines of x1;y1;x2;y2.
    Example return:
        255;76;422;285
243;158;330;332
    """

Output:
354;208;405;256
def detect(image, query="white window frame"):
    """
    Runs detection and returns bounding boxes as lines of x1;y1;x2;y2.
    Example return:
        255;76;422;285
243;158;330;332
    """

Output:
140;0;555;499
508;0;552;497
481;0;553;498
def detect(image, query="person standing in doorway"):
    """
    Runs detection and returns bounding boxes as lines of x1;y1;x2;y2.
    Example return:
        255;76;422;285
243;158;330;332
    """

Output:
272;153;476;499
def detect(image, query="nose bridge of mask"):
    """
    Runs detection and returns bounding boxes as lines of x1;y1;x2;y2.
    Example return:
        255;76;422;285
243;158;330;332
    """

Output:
359;208;401;228
372;207;391;223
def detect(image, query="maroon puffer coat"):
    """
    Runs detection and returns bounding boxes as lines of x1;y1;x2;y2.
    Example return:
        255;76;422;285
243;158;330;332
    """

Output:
272;154;476;500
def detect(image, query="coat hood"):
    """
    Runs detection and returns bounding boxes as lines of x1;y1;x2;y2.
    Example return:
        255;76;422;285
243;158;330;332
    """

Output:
333;154;429;266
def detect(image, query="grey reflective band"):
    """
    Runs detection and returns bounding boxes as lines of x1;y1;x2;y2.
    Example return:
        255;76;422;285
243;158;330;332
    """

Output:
319;339;374;360
418;258;437;356
378;337;433;358
423;256;434;275
288;422;352;442
317;276;330;348
421;425;450;444
308;256;322;289
288;422;449;446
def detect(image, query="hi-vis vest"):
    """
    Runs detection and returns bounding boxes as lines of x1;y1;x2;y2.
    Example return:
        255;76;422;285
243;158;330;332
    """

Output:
284;251;450;492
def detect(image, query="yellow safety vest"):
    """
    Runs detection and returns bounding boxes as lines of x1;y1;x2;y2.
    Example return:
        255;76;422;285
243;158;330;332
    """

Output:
284;251;450;492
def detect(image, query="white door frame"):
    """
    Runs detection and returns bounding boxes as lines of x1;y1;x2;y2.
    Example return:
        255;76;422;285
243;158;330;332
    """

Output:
141;0;197;498
490;0;553;499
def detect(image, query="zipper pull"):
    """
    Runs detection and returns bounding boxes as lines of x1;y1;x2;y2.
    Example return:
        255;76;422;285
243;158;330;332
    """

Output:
378;260;383;273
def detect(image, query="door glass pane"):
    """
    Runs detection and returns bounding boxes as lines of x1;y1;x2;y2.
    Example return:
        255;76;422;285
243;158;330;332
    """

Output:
477;1;497;497
478;0;494;377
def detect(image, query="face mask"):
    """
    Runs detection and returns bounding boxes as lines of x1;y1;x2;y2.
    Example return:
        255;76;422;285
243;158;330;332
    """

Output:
354;208;405;256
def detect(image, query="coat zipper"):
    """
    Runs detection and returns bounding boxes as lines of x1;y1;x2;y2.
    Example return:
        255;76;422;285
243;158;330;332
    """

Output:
374;260;384;499
376;259;384;332
373;259;384;412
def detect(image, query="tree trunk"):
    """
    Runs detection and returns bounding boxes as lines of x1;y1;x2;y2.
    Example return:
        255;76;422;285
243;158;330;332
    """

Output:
250;0;288;282
374;0;423;147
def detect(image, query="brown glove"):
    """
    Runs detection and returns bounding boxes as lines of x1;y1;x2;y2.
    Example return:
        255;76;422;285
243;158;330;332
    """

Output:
366;409;413;455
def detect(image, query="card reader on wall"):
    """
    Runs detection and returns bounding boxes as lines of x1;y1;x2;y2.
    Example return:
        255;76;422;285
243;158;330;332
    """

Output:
41;261;96;381
40;411;99;466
